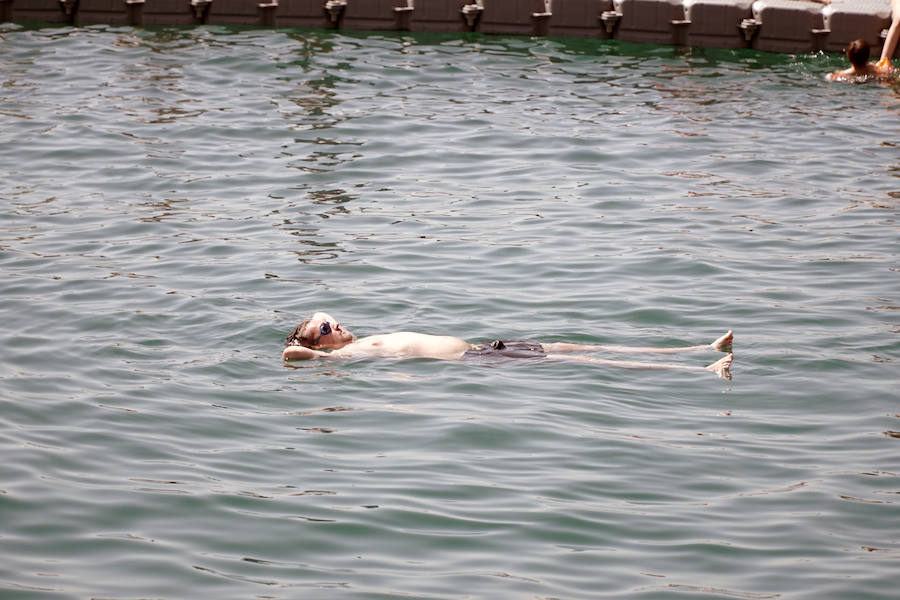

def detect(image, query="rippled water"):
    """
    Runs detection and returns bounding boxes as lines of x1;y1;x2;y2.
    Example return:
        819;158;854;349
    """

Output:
1;23;899;600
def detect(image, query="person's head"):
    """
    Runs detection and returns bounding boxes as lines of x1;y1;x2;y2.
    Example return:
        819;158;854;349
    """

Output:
846;39;871;69
285;312;354;349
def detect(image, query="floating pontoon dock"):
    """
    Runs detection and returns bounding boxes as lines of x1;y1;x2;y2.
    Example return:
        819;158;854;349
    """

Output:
2;0;896;56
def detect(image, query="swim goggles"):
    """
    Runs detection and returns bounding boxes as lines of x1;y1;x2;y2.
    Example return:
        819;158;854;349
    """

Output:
312;321;332;345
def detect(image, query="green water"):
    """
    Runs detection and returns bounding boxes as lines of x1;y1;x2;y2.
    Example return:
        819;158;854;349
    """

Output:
1;23;898;600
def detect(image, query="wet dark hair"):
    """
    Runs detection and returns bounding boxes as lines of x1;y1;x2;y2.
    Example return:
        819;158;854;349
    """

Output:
285;319;314;348
847;39;871;69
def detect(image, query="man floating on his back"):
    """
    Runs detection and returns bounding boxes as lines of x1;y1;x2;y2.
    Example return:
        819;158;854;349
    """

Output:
282;312;735;379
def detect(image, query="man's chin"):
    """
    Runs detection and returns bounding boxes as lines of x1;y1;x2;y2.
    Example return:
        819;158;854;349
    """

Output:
318;337;353;350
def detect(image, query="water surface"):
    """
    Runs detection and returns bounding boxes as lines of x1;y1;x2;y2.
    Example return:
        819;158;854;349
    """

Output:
1;24;899;600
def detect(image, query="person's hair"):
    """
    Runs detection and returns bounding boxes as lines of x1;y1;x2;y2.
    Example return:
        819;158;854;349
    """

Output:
285;319;315;348
847;39;871;69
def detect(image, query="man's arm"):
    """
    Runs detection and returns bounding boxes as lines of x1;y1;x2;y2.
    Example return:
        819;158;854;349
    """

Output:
282;346;329;361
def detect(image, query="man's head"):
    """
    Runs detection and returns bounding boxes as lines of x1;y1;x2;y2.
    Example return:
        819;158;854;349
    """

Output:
285;312;354;349
847;39;871;69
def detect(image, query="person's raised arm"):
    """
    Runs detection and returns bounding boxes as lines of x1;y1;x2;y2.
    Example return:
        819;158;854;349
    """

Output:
282;346;328;361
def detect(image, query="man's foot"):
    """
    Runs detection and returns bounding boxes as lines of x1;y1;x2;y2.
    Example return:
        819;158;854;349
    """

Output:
711;330;733;353
706;353;733;380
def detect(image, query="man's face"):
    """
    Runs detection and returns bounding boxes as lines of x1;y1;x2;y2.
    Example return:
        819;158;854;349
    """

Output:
306;312;354;349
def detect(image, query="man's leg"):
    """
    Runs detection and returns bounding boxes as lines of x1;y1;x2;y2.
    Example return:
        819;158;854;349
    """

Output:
543;330;732;355
545;352;733;379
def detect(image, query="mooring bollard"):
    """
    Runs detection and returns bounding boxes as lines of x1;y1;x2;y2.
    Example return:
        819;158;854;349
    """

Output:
190;0;212;25
672;18;690;46
59;0;79;24
395;0;414;31
600;10;622;38
259;0;277;27
461;0;484;32
324;0;346;28
125;0;144;26
740;17;761;47
811;26;829;53
532;0;552;37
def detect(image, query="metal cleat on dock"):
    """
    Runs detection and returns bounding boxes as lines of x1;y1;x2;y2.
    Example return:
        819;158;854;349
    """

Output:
601;10;623;36
533;0;553;18
58;0;79;23
324;0;346;26
740;17;761;42
533;0;552;36
258;0;277;27
394;0;414;14
672;18;691;46
125;0;145;26
394;0;414;30
190;0;212;25
461;0;484;31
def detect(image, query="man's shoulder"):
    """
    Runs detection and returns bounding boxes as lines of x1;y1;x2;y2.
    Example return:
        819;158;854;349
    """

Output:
827;66;888;82
827;67;854;81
